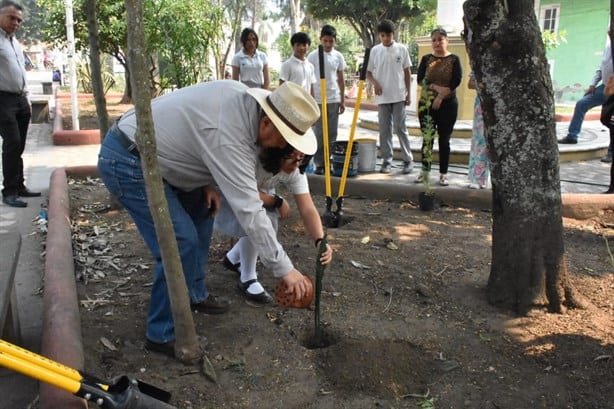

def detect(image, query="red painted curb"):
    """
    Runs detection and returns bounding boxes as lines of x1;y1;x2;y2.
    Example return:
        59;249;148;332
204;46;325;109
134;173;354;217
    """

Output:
561;193;614;219
65;165;100;179
40;168;88;409
55;91;124;100
52;99;102;146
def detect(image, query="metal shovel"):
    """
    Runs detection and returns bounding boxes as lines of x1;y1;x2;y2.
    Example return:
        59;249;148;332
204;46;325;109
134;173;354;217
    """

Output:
316;44;337;228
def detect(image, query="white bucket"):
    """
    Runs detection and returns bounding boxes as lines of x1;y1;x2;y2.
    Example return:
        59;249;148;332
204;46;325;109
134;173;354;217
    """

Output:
357;141;377;173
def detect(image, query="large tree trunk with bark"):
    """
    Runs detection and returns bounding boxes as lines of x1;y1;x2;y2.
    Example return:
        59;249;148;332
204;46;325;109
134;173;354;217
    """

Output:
85;0;109;141
124;0;201;363
463;0;582;315
289;0;301;34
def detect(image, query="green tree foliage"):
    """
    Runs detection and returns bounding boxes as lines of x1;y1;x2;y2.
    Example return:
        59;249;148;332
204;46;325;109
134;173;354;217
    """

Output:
305;0;421;48
36;0;128;75
16;0;46;45
35;0;225;94
145;0;225;89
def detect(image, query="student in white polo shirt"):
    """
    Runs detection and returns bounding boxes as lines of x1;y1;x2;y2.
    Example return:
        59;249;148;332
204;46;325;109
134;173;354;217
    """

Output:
279;32;316;96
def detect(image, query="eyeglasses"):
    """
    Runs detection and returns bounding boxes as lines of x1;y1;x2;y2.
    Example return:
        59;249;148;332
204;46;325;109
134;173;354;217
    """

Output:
283;155;304;164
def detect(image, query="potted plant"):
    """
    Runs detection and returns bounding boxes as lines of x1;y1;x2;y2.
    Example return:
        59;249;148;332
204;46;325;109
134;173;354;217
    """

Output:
418;82;438;211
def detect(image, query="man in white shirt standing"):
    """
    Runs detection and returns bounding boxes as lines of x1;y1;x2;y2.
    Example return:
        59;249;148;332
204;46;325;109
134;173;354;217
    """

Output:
0;0;41;207
307;25;346;175
367;19;414;174
279;32;316;95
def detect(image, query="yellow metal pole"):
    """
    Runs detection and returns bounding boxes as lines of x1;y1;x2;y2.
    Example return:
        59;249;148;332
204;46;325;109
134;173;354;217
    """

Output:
0;338;83;382
0;349;82;393
318;45;331;198
338;48;370;198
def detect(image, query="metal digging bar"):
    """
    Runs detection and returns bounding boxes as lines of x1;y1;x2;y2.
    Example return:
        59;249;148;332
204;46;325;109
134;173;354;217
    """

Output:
318;44;336;228
313;235;329;347
0;338;175;409
332;47;371;227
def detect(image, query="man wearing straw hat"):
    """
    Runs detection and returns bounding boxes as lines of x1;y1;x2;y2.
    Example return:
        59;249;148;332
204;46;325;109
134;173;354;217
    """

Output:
97;80;320;356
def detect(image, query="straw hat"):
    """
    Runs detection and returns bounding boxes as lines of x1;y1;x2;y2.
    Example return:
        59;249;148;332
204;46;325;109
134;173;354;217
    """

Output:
247;82;319;155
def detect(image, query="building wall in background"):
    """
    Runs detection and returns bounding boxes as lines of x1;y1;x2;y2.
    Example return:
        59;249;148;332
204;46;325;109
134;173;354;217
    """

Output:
539;0;609;102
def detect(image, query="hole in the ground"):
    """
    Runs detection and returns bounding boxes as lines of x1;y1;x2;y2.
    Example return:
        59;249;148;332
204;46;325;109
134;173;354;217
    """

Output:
302;327;340;349
322;214;354;228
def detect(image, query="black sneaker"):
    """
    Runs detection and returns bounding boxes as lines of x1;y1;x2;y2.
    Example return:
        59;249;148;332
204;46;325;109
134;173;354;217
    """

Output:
557;136;577;144
601;154;612;163
191;295;230;314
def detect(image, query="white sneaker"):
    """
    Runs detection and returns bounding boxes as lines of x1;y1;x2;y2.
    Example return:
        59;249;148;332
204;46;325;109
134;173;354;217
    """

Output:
439;174;449;186
468;183;479;189
402;161;413;174
414;173;424;183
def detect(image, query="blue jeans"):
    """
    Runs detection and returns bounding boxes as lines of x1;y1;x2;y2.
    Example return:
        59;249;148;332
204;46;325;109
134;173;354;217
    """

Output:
378;101;413;164
97;128;214;343
567;84;605;141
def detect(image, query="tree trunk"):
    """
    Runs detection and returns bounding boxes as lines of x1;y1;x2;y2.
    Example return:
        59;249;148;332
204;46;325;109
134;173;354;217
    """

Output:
124;0;201;363
463;0;582;315
85;0;109;142
120;67;132;104
289;0;301;34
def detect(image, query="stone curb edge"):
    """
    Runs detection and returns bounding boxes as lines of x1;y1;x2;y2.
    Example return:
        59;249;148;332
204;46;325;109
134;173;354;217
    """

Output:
306;174;614;220
40;167;90;409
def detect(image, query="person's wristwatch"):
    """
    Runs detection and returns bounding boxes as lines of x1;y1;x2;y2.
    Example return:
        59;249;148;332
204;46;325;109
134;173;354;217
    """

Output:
273;194;284;209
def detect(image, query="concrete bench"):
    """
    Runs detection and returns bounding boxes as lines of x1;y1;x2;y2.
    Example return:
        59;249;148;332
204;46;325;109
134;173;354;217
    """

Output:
0;232;22;343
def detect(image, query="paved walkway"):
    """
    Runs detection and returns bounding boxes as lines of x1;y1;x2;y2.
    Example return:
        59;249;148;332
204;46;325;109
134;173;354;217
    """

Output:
337;109;613;194
0;122;99;409
0;105;612;407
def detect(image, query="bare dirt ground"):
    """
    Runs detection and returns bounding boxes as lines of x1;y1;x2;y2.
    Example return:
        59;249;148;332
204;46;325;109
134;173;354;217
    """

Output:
64;176;613;409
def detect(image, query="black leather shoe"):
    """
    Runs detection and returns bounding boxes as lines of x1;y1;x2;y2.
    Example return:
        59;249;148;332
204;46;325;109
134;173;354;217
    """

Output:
2;195;27;207
238;279;273;304
18;187;41;197
557;136;577;144
144;339;175;358
191;295;230;314
222;256;240;275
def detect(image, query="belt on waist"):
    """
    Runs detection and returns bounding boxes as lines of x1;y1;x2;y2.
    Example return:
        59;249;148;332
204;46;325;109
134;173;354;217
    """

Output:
111;123;140;157
0;90;26;97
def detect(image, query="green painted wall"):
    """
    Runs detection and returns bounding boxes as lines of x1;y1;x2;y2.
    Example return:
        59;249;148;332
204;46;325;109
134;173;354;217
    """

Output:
541;0;609;102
